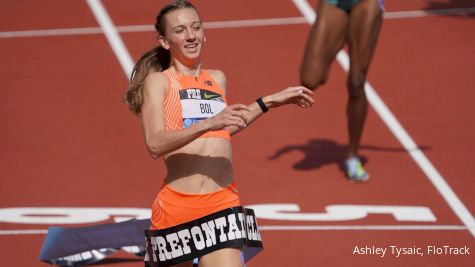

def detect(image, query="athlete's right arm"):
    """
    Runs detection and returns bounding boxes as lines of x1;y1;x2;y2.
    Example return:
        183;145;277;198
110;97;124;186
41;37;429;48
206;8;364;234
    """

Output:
141;72;210;159
141;72;248;159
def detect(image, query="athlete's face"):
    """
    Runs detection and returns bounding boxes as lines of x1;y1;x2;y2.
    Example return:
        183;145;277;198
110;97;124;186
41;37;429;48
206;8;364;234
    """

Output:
160;8;205;64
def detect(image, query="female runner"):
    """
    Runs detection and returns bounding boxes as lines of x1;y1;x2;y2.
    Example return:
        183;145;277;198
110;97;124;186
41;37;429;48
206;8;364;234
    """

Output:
124;1;314;266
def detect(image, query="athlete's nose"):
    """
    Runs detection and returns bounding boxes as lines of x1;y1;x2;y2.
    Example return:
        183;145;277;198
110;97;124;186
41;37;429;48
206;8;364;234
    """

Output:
185;28;196;41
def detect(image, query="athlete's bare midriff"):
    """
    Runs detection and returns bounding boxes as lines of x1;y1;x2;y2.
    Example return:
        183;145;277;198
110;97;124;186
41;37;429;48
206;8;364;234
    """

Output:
163;137;233;194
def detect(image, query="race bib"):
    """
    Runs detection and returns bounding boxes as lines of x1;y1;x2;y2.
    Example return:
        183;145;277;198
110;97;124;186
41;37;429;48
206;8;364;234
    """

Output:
179;88;226;128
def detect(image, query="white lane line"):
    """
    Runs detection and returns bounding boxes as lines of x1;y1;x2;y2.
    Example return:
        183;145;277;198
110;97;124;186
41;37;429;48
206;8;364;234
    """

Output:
384;7;475;19
0;27;103;38
0;225;468;235
260;225;469;231
115;17;308;32
0;229;48;235
1;7;475;39
0;17;307;39
86;0;134;77
205;16;307;29
292;0;475;239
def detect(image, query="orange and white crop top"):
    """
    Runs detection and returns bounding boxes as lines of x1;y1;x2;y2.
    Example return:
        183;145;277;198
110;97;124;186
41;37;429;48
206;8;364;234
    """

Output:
162;69;230;139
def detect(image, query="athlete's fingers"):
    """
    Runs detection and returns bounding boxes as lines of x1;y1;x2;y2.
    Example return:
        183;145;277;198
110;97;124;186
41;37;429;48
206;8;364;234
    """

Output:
304;94;314;101
291;99;301;106
224;104;250;124
225;116;246;128
227;109;249;124
291;87;314;99
235;115;247;127
300;87;314;95
298;91;315;101
239;118;247;128
293;97;312;108
296;99;308;108
288;88;314;107
298;95;314;106
211;108;242;129
277;87;314;105
292;99;303;107
300;98;312;108
285;86;312;94
220;109;247;127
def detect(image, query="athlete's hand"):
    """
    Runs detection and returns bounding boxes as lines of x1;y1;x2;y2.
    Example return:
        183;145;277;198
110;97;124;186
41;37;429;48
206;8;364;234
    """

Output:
206;104;251;130
265;86;314;109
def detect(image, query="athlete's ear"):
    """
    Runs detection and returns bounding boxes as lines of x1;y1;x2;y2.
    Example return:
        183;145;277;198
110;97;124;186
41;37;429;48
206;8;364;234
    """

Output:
158;35;170;50
204;36;207;43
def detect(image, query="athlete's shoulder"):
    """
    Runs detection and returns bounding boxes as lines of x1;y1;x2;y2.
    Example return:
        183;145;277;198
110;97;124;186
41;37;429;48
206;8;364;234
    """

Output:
143;71;168;92
206;69;227;91
145;71;168;84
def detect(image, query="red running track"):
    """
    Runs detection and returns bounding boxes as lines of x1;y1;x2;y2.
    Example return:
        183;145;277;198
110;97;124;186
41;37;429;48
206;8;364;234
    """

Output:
1;0;474;266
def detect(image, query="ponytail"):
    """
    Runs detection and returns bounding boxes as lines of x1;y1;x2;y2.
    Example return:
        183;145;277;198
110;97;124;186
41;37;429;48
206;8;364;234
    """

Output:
123;46;170;116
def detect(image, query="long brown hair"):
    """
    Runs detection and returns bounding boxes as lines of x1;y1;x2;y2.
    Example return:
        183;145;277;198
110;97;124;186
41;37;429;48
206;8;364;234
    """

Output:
123;0;196;116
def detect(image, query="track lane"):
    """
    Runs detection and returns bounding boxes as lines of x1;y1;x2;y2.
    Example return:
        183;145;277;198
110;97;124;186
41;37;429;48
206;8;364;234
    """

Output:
1;0;474;266
0;0;97;31
368;12;475;227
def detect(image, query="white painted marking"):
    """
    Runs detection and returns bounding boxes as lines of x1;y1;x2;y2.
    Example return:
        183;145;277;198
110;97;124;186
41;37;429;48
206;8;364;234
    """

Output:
260;225;469;231
292;0;475;238
0;229;48;235
292;0;316;23
0;17;307;39
0;207;150;224
0;205;435;224
204;17;307;29
86;0;134;77
384;7;475;19
0;27;102;38
0;225;468;235
1;7;474;39
248;204;436;222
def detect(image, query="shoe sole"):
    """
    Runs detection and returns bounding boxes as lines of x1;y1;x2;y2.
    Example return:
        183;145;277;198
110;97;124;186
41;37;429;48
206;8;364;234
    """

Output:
347;174;370;183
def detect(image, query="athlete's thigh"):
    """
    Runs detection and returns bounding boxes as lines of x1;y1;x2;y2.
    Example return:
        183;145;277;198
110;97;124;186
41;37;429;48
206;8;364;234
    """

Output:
301;0;348;85
347;0;383;74
198;247;244;267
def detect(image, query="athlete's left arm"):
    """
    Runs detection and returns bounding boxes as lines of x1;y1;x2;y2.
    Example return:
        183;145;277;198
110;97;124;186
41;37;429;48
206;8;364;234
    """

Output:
208;70;314;136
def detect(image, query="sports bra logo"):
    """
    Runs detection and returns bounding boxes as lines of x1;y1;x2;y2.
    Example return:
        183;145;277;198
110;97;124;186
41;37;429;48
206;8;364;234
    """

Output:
181;88;222;101
186;88;201;99
203;92;219;100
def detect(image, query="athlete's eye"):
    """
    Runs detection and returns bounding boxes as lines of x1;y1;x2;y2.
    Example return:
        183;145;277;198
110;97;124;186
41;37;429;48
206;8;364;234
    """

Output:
192;23;202;31
174;27;184;34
